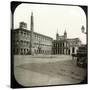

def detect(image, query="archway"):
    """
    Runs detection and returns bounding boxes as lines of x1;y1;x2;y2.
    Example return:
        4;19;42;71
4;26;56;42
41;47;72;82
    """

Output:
72;47;75;53
68;49;70;55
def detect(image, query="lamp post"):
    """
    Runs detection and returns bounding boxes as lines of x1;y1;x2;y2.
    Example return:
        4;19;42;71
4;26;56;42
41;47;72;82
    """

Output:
81;25;87;45
81;25;87;34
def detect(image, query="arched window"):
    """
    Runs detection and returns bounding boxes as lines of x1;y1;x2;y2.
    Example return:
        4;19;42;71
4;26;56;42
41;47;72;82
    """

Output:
21;31;23;35
16;40;19;45
63;43;64;47
24;49;26;54
21;48;23;54
72;47;75;53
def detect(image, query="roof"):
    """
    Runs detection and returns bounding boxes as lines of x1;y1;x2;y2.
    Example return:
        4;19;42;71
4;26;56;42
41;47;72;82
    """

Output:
67;38;81;42
53;37;81;43
12;28;53;40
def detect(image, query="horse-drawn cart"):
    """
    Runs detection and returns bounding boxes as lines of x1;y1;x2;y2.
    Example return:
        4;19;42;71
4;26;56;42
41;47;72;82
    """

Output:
72;45;87;68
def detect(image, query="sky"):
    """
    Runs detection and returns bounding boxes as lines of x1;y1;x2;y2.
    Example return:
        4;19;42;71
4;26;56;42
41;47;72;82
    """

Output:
14;3;87;44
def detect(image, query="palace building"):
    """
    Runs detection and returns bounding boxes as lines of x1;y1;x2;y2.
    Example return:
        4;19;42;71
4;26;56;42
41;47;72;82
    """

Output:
12;12;53;55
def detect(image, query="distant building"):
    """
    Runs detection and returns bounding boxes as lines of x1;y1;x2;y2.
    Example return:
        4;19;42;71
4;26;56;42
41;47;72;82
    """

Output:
52;31;81;55
12;13;53;55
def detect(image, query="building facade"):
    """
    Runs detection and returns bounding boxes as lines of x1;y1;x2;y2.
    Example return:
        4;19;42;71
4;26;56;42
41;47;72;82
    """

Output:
52;31;81;55
12;13;53;55
12;27;53;55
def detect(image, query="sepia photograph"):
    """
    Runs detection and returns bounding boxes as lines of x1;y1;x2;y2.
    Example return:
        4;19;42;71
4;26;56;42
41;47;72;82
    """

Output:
11;1;88;88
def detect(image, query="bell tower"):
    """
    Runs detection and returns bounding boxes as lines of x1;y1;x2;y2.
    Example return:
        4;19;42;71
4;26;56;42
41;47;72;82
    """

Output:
64;30;67;39
56;29;59;40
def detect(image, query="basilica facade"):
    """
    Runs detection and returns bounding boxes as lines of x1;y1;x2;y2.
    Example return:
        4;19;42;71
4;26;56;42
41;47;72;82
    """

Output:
52;31;81;55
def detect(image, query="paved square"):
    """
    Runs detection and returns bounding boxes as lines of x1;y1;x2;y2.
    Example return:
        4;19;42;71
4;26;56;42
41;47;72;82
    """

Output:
14;55;86;86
